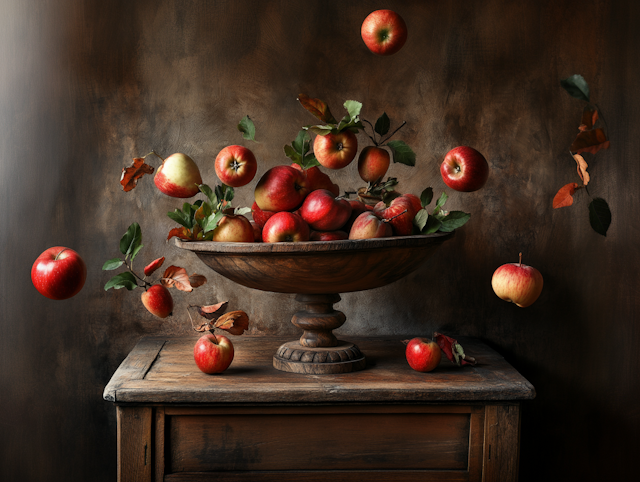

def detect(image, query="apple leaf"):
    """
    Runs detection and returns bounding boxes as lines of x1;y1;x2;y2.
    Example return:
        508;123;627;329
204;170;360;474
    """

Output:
387;140;416;166
120;157;154;192
285;130;321;169
143;257;165;277
344;100;362;121
188;274;207;288
571;127;610;155
120;223;142;260
198;183;216;205
102;258;124;271
439;211;471;232
203;211;224;233
573;153;590;185
297;94;337;124
423;216;442;234
579;106;598;131
161;266;193;292
552;182;580;209
304;125;334;136
588;197;611;236
434;192;448;212
433;332;477;367
420;187;434;207
104;272;138;291
375;112;391;136
237;115;256;141
168;207;195;229
214;310;250;336
197;301;229;320
561;74;590;102
167;226;193;241
413;209;429;231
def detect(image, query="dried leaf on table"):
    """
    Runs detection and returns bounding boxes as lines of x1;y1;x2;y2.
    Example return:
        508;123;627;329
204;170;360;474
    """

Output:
120;157;154;192
433;332;477;366
188;274;207;288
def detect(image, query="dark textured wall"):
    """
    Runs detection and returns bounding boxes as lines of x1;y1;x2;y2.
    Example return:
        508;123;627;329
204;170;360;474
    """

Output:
1;1;638;481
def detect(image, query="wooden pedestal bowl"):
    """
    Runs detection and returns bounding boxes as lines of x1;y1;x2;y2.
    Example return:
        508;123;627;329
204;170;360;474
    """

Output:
176;232;453;374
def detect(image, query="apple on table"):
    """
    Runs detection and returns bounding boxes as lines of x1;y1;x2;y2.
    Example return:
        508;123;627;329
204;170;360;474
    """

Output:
361;9;408;56
154;153;203;198
492;253;543;307
31;247;87;300
405;337;442;372
440;146;489;193
193;333;235;374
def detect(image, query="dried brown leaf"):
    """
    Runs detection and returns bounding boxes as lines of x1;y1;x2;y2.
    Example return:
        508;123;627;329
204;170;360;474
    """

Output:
189;274;207;288
120;157;154;192
161;265;193;292
553;182;579;209
297;94;337;124
573;154;590;186
197;301;229;320
571;128;610;155
214;310;249;335
578;106;598;131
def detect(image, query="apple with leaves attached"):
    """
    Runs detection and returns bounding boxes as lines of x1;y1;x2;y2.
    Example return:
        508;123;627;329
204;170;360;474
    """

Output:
299;189;352;231
262;211;310;243
210;214;254;242
31;247;87;300
358;146;391;183
154;153;203;198
140;284;174;318
405;337;441;372
254;165;310;212
348;211;392;240
194;333;235;374
440;146;489;193
491;253;543;307
313;131;358;170
361;9;408;56
215;145;258;187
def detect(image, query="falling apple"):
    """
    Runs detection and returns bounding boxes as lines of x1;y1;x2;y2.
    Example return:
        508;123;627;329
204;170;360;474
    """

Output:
313;130;358;170
440;146;489;193
141;284;174;318
31;247;87;300
357;146;391;183
491;253;543;307
361;9;408;56
214;145;258;187
154;153;203;198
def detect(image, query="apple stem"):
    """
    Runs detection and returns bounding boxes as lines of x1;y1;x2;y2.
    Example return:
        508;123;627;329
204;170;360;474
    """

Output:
362;119;379;145
54;248;70;261
209;330;219;344
383;209;408;223
143;150;165;163
519;252;522;267
124;258;151;288
379;120;407;145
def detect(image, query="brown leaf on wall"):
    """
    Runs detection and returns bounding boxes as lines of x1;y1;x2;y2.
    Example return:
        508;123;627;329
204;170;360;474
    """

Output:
578;106;598;131
553;182;580;209
573;154;590;185
161;266;193;292
571;128;610;155
297;94;337;124
120;157;154;192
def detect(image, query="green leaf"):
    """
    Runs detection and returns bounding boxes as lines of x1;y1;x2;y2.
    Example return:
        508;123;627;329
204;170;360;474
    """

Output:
198;184;216;205
375;113;390;136
413;209;429;231
203;211;224;233
387;140;416;166
234;206;252;216
423;216;442;234
119;223;142;258
284;144;302;164
435;192;448;210
305;125;334;136
561;75;590;102
102;258;124;271
301;153;320;169
167;209;193;229
237;115;256;141
588;197;611;236
104;272;138;291
420;187;433;207
344;100;362;120
439;211;471;232
292;129;311;155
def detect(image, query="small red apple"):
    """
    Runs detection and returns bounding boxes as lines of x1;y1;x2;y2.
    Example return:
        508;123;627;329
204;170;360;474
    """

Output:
440;146;489;192
214;145;258;187
31;247;87;300
193;333;235;374
262;211;310;243
254;165;310;212
357;146;391;183
310;230;349;241
251;201;275;228
210;214;254;243
313;131;358;170
405;337;441;372
140;284;174;319
291;163;340;196
154;153;203;198
374;196;417;236
361;9;408;56
491;253;543;307
348;211;393;240
299;189;352;232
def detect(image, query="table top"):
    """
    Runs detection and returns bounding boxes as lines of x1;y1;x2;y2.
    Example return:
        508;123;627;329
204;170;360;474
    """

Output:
103;335;535;404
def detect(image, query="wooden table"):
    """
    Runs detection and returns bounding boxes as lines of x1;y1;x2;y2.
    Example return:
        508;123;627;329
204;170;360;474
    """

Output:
104;335;535;482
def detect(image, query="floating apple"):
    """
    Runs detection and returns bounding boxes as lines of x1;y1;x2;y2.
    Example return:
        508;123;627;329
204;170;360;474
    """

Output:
440;146;489;192
215;145;258;187
262;211;310;243
254;165;310;212
405;337;442;372
193;333;235;374
358;146;391;183
348;211;392;240
299;189;352;231
210;214;254;242
491;253;543;307
361;9;408;56
141;284;174;318
313;130;358;170
31;247;87;300
154;153;203;198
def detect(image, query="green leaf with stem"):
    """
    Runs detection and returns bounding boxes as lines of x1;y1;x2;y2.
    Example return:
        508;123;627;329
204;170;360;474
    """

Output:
375;113;390;137
344;100;362;120
203;211;224;233
102;258;124;271
420;187;434;208
234;206;252;216
167;209;193;229
104;271;138;291
413;209;429;231
119;223;142;259
387;140;416;166
237;115;256;141
439;211;471;232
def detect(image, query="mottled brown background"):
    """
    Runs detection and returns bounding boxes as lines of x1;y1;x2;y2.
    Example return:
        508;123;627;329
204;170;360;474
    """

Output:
1;0;638;480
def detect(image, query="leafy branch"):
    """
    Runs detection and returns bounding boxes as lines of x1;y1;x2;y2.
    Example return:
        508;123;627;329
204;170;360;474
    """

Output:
412;187;471;234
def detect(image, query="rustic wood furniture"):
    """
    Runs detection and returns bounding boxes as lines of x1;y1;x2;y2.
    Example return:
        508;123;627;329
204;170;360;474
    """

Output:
175;234;454;374
104;335;535;482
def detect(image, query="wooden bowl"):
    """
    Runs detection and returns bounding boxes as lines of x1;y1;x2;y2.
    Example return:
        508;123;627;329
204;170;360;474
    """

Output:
175;232;454;295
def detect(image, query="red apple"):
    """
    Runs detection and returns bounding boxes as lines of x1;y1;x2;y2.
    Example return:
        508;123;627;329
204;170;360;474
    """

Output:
348;211;393;240
401;193;422;214
251;201;275;228
210;214;254;242
440;146;489;192
342;199;373;233
250;220;262;242
214;145;258;187
374;196;417;236
313;131;358;170
405;337;442;372
154;153;203;198
141;284;173;318
491;253;543;307
357;146;391;183
262;211;310;243
193;333;234;374
310;230;349;241
299;189;352;231
254;165;310;212
31;247;87;300
361;9;408;56
291;163;340;196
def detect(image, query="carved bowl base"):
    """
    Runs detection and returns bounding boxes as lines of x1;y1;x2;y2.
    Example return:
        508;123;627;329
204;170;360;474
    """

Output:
273;340;366;374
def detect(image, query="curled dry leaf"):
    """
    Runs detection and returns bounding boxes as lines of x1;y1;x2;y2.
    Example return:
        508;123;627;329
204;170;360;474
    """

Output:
189;274;207;288
553;182;580;209
573;154;590;186
433;332;476;367
120;157;154;192
144;257;165;277
214;310;250;336
578;106;598;131
571;128;610;155
197;301;229;320
167;225;202;241
161;265;193;292
297;94;337;124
